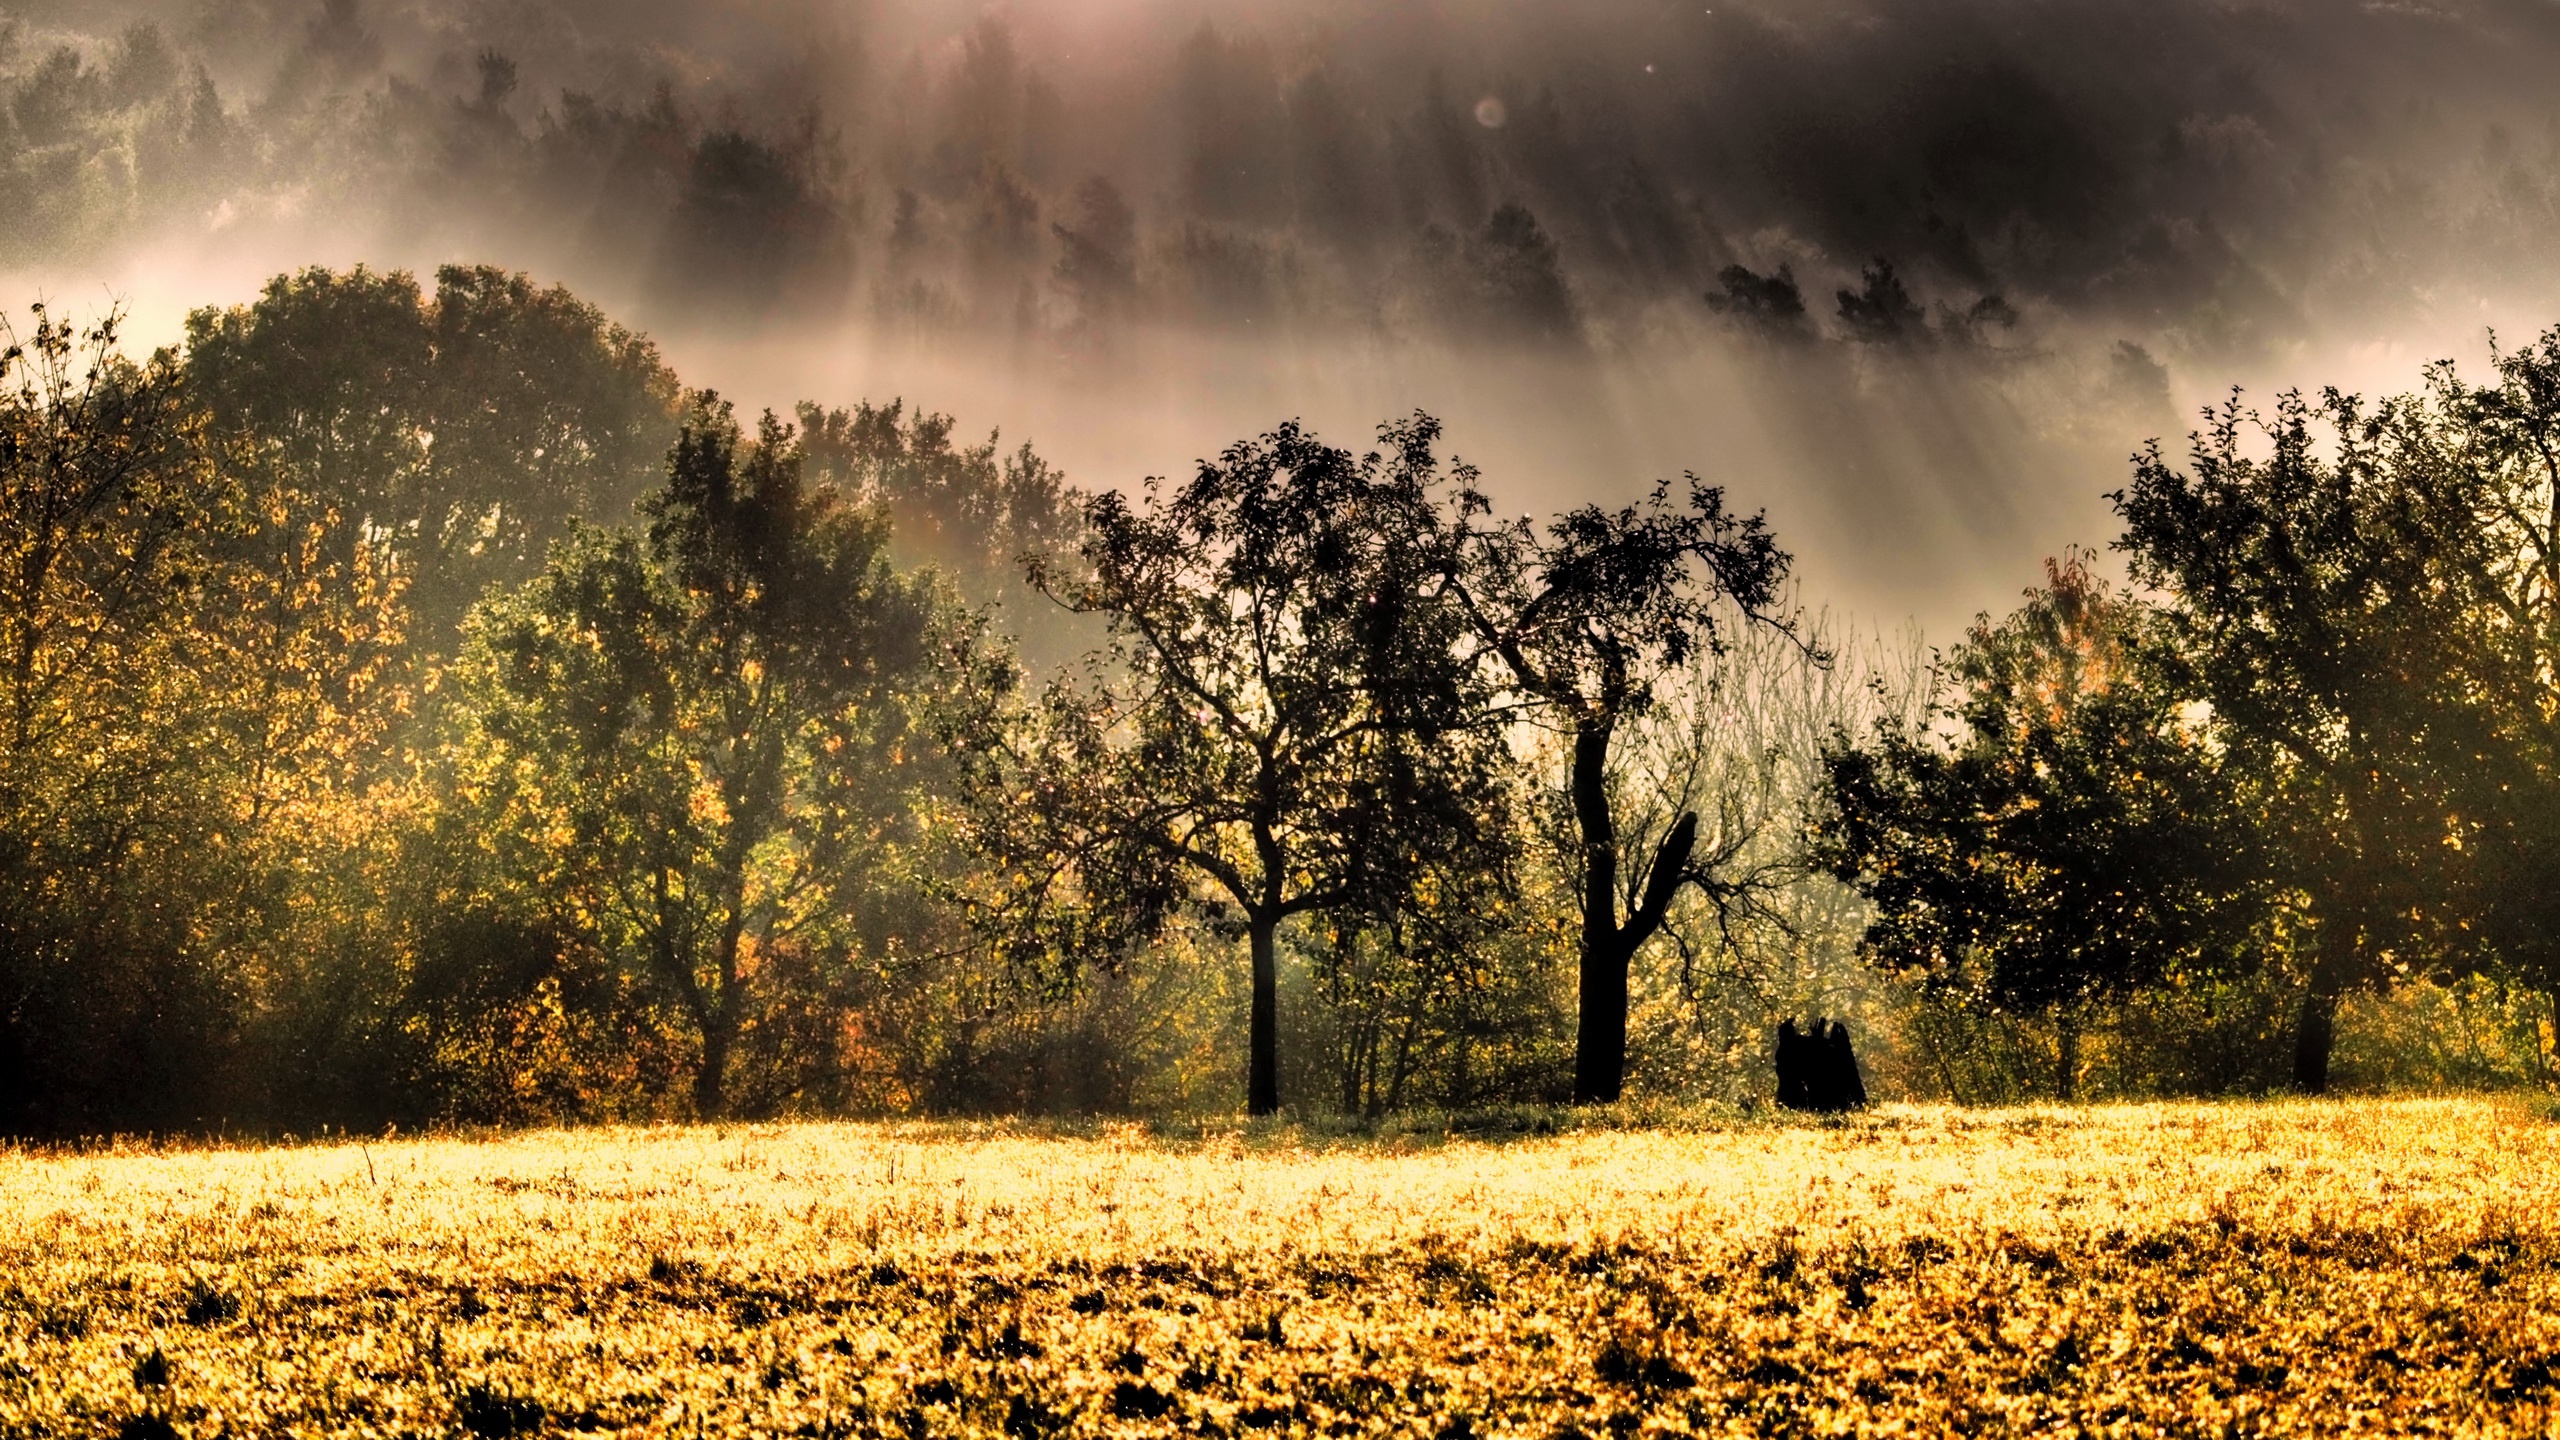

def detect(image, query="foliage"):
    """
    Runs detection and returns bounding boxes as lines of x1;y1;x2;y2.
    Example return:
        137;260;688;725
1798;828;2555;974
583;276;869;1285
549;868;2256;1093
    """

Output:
182;263;681;643
11;259;2560;1135
794;397;1095;672
8;1;2560;364
1816;554;2271;1096
2112;341;2560;1090
2294;334;2560;1031
0;305;404;1135
439;397;944;1119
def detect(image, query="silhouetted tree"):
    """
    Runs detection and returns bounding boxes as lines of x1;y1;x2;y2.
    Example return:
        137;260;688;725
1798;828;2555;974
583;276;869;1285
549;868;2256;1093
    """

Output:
939;18;1027;184
2118;331;2560;1087
970;416;1504;1115
1286;66;1380;249
1607;162;1694;281
2402;331;2560;1033
655;124;852;324
1472;203;1578;342
1456;475;1794;1103
1836;259;1925;343
1706;264;1809;337
1052;176;1138;326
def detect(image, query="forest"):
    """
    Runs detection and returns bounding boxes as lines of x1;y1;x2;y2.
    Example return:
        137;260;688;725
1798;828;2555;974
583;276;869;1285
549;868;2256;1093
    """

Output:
7;258;2560;1138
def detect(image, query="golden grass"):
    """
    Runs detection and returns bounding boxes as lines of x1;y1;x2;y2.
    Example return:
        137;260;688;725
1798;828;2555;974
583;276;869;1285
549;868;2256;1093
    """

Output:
1;1097;2553;1437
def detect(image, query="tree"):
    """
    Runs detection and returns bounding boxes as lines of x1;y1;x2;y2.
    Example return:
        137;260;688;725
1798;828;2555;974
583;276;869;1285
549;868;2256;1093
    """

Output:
972;415;1506;1115
1304;764;1531;1117
2421;332;2560;1031
1603;601;1928;1101
1455;475;1793;1103
1052;176;1138;329
0;307;229;1130
2116;390;2470;1092
0;305;405;1133
2216;330;2560;1068
183;263;680;645
1815;555;2269;1098
1836;260;1924;344
449;397;940;1118
794;397;1094;672
1706;264;1810;338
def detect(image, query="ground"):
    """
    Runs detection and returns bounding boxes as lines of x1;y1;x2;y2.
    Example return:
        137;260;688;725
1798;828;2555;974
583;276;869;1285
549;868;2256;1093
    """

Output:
0;1098;2553;1437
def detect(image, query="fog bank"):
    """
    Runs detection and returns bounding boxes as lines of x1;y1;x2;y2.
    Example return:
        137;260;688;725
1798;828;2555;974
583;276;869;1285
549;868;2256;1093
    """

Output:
7;0;2558;630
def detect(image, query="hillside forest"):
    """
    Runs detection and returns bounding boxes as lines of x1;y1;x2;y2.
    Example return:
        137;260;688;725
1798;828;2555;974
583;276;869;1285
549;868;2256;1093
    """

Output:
7;262;2560;1136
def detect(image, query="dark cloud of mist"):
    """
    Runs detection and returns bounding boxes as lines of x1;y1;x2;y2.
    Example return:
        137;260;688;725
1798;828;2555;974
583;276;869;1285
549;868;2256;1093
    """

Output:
5;0;2559;632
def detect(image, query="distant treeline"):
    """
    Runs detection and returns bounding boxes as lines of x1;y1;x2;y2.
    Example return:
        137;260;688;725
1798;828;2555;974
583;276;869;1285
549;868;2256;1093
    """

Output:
4;266;2558;1135
10;0;2560;354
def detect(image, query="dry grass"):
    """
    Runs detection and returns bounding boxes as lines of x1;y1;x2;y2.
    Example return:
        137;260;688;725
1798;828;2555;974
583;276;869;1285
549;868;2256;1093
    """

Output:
1;1097;2554;1437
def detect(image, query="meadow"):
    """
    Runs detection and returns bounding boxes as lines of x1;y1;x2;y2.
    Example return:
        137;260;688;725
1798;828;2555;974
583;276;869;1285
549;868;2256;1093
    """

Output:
1;1099;2552;1438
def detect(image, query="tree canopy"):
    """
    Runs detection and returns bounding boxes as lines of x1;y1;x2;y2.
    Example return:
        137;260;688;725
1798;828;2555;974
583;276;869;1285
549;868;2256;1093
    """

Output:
447;398;942;1119
1817;556;2269;1096
963;416;1509;1114
1455;473;1795;1103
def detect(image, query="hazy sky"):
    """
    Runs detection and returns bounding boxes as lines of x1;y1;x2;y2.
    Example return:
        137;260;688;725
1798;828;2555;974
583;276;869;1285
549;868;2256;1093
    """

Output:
10;0;2559;635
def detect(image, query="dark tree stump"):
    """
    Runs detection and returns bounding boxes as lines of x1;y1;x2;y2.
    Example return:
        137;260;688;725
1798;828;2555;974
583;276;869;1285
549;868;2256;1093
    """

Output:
1775;1016;1867;1113
1775;1019;1810;1110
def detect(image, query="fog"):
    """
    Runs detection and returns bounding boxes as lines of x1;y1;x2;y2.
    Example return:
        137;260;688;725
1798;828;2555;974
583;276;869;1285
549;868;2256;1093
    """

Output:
8;0;2559;632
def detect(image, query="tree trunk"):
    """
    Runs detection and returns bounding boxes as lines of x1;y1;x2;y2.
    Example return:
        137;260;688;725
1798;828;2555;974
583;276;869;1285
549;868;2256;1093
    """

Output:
2546;988;2560;1087
2291;925;2357;1095
1569;722;1625;1105
1574;934;1632;1105
694;1016;731;1120
2291;986;2339;1095
1249;913;1280;1116
692;897;750;1122
2290;982;2343;1094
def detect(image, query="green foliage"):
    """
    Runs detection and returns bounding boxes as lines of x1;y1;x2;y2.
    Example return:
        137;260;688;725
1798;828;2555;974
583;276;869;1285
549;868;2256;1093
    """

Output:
1817;555;2270;1097
183;263;680;644
2114;335;2560;1089
440;397;944;1119
793;397;1095;672
11;260;2558;1135
2332;978;2557;1093
2312;335;2560;1014
0;306;236;1132
1810;327;2560;1099
0;303;405;1133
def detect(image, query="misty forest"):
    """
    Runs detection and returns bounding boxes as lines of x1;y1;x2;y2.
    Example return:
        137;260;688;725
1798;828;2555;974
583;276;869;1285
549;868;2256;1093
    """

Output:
7;0;2560;1137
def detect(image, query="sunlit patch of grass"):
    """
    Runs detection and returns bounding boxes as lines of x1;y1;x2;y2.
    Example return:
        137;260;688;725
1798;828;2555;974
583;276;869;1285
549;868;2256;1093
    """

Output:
1;1098;2555;1435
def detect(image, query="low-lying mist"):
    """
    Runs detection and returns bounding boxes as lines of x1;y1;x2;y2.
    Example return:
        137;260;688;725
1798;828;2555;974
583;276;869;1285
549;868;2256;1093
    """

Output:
9;0;2559;631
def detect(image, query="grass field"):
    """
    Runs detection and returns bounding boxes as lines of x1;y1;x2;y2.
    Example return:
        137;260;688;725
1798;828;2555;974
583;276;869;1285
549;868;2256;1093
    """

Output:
1;1098;2553;1438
